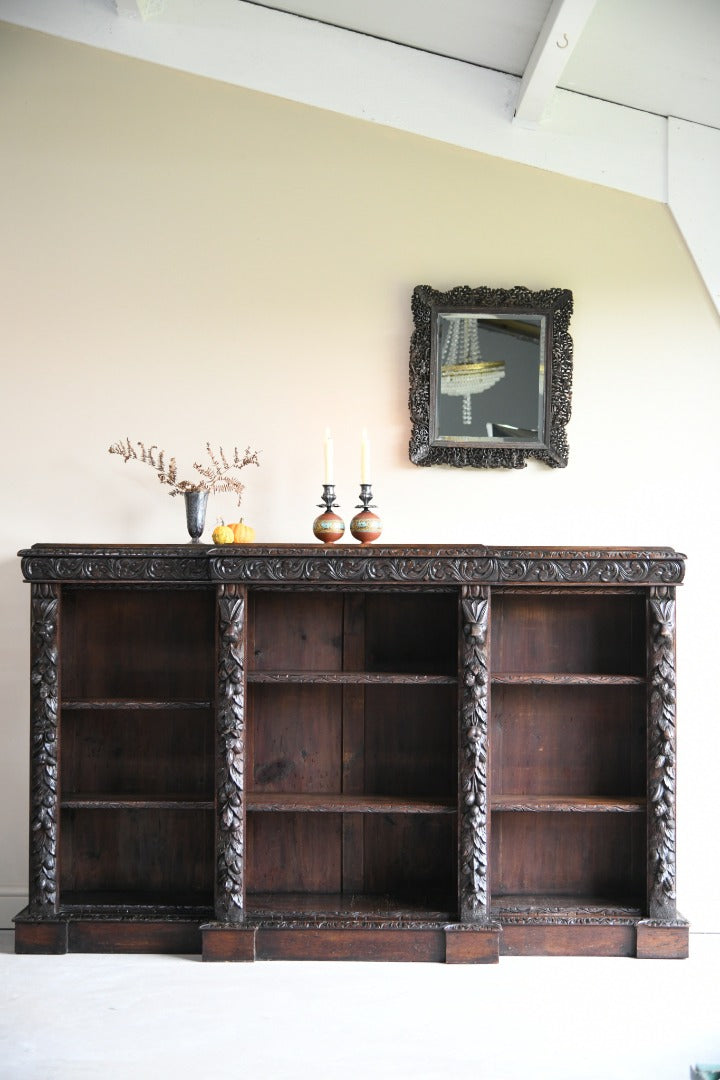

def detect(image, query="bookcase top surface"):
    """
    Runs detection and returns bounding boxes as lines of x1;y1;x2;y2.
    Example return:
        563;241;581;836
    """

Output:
18;544;685;586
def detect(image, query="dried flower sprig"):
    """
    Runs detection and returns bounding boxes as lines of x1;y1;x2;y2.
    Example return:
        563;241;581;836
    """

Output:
109;438;259;505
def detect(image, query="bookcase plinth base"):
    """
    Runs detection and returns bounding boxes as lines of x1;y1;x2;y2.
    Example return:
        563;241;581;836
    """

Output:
201;921;503;963
16;912;689;961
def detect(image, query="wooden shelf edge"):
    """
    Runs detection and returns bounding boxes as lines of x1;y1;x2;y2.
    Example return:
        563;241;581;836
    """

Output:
491;795;645;813
247;793;456;814
491;673;645;685
61;699;213;710
248;671;457;685
61;793;214;810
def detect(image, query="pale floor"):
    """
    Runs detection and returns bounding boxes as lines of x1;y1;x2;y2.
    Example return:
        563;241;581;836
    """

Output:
1;929;718;1080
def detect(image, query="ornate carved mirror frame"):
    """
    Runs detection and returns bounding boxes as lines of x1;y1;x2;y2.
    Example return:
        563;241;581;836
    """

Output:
409;284;573;468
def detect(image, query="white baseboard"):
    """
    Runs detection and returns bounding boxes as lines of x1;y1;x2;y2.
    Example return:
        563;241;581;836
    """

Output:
0;890;27;930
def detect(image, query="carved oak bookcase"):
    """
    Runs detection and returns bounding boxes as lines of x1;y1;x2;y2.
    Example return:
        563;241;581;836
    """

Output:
14;544;688;962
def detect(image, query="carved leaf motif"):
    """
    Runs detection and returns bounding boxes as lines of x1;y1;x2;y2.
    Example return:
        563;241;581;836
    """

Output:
647;588;678;918
29;583;60;914
459;586;490;921
216;583;246;923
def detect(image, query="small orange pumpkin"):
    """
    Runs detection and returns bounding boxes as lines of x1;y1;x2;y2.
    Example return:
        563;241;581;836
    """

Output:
212;524;235;545
228;520;255;544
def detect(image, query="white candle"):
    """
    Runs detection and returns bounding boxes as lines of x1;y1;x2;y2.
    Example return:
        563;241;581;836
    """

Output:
324;429;334;485
360;429;371;484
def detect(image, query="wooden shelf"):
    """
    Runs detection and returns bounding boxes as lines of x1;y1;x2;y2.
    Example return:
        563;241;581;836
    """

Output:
62;699;212;710
59;890;214;913
248;671;456;685
247;792;456;814
246;891;455;921
491;894;645;918
61;793;214;810
491;795;645;813
491;673;645;685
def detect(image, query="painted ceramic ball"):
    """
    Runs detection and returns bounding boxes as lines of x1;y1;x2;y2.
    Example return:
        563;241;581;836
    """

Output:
313;511;345;544
350;509;383;544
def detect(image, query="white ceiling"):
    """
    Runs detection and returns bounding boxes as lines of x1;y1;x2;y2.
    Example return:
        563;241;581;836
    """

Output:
250;0;720;129
3;0;719;129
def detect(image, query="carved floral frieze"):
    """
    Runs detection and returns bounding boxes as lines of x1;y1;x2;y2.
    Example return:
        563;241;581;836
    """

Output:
19;546;685;587
210;549;685;587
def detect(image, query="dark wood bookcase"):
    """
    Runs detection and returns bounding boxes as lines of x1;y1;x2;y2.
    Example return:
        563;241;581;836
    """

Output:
15;545;688;962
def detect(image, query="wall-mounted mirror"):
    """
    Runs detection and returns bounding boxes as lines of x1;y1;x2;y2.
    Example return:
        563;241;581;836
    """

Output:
409;284;573;468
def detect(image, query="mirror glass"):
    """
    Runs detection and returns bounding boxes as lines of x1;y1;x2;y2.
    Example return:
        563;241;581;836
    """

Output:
432;313;546;445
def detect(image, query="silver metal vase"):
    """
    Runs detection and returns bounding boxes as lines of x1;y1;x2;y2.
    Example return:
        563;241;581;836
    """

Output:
184;490;209;542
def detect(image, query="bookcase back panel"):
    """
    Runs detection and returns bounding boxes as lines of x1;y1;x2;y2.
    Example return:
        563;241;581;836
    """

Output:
490;812;646;900
60;808;214;898
61;710;214;796
251;592;343;671
246;814;455;902
249;686;342;793
363;592;458;676
247;813;342;893
250;590;459;675
491;685;645;797
364;685;457;797
61;588;215;699
362;815;456;905
492;593;646;675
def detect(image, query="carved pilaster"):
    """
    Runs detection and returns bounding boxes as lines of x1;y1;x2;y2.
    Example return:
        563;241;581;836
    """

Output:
215;583;246;923
29;583;60;914
459;585;490;921
647;587;677;920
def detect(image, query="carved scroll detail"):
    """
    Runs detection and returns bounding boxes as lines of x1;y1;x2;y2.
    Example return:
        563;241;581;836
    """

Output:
19;544;685;587
29;583;60;914
459;585;490;921
212;551;684;587
21;551;210;583
215;583;246;923
647;586;677;919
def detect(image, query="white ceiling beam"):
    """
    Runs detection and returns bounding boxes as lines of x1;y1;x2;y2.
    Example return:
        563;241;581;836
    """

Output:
514;0;597;125
0;0;667;201
113;0;167;20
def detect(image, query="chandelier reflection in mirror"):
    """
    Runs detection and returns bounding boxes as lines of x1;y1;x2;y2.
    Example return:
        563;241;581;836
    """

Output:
439;315;506;425
409;285;573;469
437;313;543;439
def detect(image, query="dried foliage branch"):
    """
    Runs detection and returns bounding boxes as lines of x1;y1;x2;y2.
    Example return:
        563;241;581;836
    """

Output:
109;438;260;505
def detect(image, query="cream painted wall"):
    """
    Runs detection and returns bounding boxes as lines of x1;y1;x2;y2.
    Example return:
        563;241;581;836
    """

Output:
1;23;719;930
